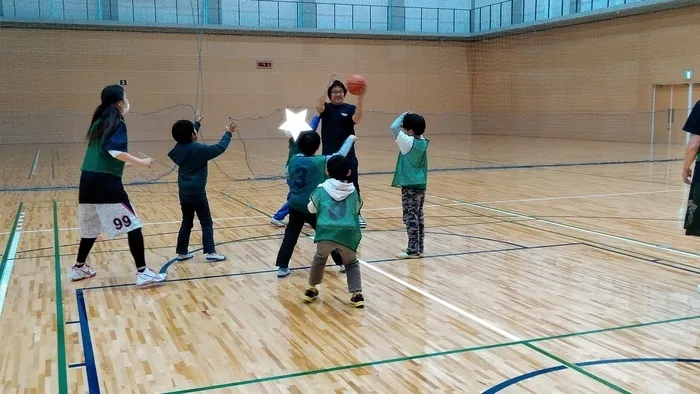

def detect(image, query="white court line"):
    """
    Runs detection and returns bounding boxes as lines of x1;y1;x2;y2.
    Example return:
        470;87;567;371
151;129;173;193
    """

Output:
359;260;521;341
472;189;685;205
430;194;700;259
29;149;40;178
2;215;269;235
364;204;445;212
0;212;25;319
6;189;679;235
353;189;684;214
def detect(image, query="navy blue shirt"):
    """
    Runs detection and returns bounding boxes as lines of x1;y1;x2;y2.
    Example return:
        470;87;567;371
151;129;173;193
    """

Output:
320;102;357;159
104;120;128;151
168;125;232;197
684;100;700;135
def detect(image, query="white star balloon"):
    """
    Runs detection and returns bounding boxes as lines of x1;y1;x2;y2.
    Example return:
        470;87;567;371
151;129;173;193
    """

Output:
279;108;312;141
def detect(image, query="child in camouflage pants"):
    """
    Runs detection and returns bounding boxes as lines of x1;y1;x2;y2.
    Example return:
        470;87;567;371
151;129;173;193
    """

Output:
389;112;429;259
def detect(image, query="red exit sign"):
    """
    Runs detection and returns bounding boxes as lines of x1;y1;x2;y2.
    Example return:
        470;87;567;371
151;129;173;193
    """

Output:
257;61;272;69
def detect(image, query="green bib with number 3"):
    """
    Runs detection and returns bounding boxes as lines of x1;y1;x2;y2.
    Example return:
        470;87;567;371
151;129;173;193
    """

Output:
310;187;363;251
288;155;328;214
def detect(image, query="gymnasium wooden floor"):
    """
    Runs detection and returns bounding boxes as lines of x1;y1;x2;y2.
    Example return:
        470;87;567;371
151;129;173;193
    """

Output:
0;135;698;393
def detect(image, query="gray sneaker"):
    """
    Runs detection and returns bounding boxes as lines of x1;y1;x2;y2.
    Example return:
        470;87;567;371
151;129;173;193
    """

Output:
205;253;227;262
358;215;367;228
176;253;194;261
277;267;291;277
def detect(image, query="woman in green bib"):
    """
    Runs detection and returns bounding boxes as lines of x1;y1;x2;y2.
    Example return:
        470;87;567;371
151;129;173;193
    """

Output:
389;112;429;259
71;84;166;287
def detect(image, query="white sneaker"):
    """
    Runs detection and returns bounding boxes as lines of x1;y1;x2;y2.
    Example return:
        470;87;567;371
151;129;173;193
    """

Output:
176;253;193;261
136;267;167;286
70;264;96;281
270;218;285;227
205;253;227;262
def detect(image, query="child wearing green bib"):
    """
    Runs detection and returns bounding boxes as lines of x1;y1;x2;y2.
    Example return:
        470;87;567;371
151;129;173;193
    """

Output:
274;130;357;278
390;112;428;259
271;115;320;227
303;155;364;308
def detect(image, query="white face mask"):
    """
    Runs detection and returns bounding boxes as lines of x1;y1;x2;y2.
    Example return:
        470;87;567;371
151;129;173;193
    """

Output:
121;99;130;115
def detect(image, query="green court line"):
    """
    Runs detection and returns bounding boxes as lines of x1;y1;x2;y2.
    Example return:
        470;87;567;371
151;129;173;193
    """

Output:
161;314;699;393
0;202;23;285
51;149;55;180
53;201;68;394
525;314;698;344
524;342;631;393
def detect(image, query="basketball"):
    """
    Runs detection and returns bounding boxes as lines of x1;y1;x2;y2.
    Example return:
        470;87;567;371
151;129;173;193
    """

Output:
347;74;366;95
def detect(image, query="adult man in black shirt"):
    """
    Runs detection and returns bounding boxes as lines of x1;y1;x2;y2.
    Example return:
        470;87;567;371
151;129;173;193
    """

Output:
681;100;700;294
316;73;367;227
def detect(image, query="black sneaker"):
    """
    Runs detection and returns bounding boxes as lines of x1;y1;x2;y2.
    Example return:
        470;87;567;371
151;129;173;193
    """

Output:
302;287;319;303
350;293;365;308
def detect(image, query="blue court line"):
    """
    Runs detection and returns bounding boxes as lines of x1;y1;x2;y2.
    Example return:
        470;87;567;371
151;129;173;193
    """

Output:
76;243;578;291
0;158;682;193
68;363;86;368
71;241;574;393
73;240;690;393
483;358;700;393
76;289;100;394
157;229;530;275
69;242;575;393
153;243;577;289
12;226;528;262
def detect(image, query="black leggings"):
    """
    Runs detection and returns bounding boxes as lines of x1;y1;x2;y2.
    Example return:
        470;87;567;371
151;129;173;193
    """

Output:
77;228;146;270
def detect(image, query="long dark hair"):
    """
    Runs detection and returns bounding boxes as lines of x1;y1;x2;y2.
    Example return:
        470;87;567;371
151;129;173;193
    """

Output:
86;85;125;143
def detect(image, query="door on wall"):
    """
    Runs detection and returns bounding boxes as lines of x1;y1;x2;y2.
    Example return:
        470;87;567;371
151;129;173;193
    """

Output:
651;83;695;146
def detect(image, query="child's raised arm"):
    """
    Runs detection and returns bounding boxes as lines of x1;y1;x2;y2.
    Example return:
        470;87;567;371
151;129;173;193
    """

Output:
391;112;414;155
198;118;238;161
309;115;320;132
325;134;357;164
334;135;357;157
194;110;204;133
390;112;407;140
